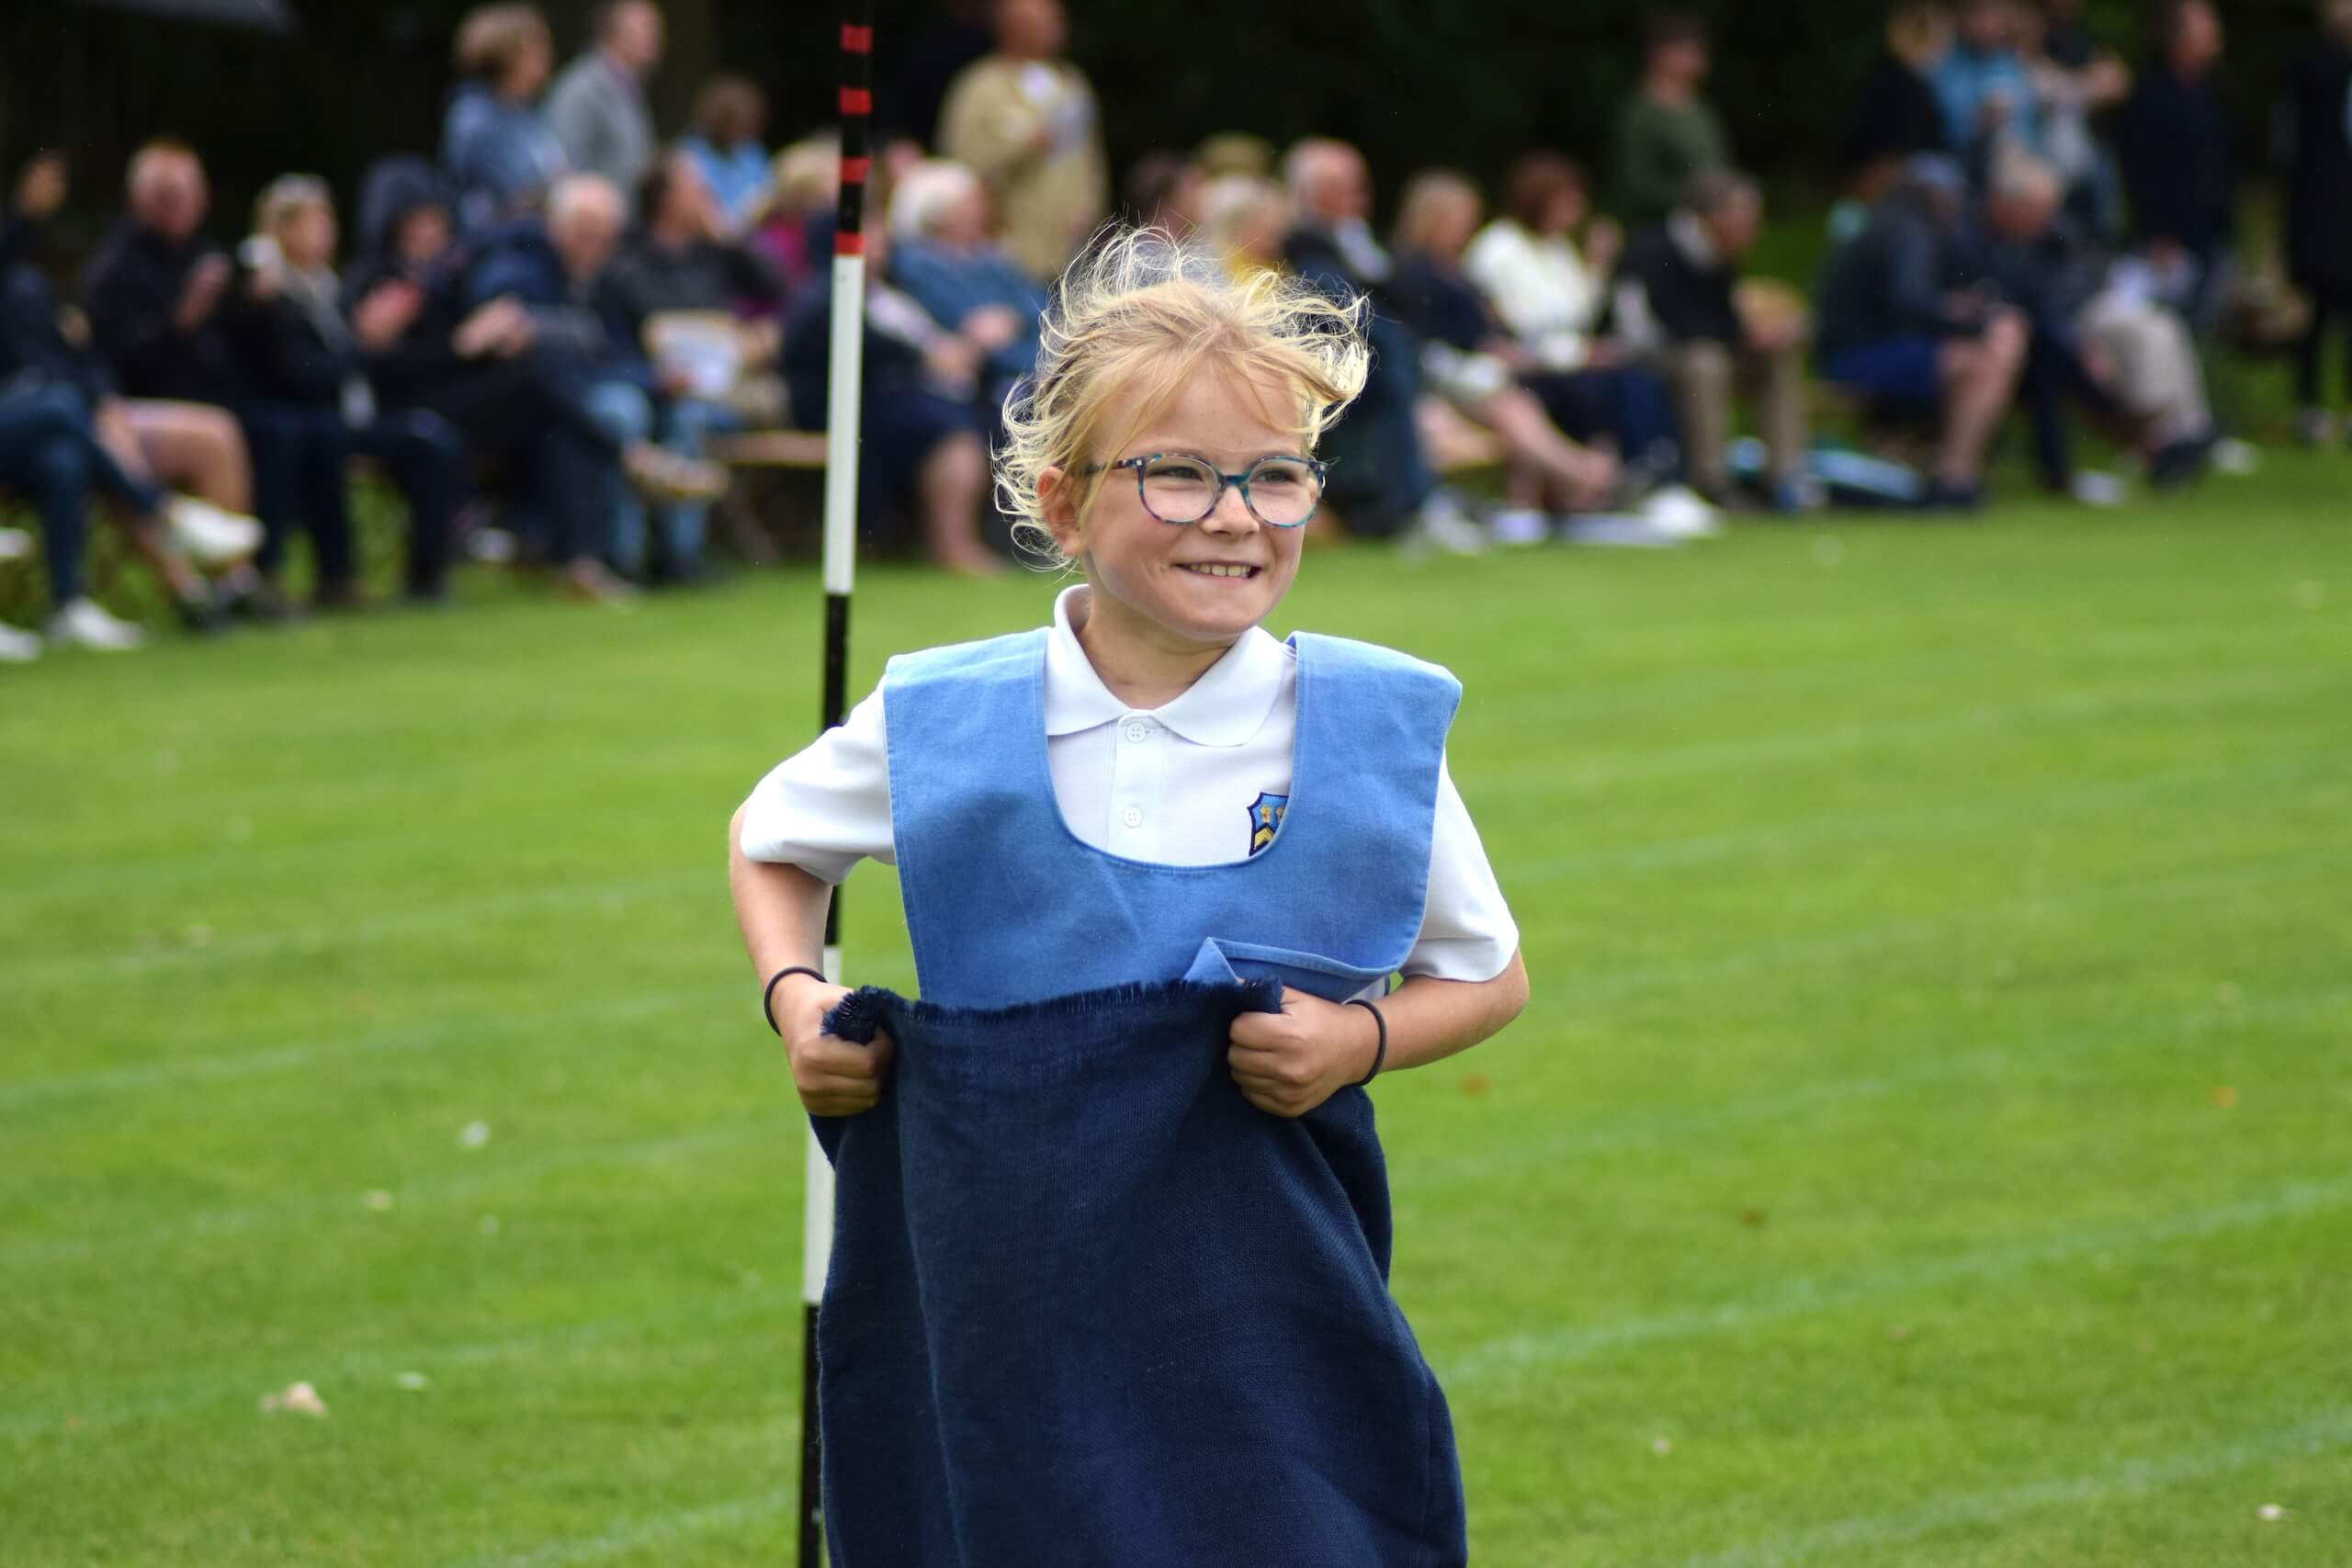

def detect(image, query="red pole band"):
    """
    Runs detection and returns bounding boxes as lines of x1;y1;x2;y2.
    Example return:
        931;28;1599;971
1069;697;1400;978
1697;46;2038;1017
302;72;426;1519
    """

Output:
840;155;872;185
834;231;866;255
838;86;871;116
841;23;872;51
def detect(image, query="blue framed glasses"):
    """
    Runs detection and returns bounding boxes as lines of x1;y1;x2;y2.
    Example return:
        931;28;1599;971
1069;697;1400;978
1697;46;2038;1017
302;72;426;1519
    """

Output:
1087;452;1329;528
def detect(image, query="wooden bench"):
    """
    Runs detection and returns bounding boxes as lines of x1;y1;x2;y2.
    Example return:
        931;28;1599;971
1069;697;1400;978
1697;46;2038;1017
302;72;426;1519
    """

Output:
707;430;831;565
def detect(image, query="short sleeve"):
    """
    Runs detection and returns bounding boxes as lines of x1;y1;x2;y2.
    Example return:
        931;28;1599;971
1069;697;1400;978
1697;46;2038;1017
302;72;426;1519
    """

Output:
737;686;896;885
1399;754;1520;983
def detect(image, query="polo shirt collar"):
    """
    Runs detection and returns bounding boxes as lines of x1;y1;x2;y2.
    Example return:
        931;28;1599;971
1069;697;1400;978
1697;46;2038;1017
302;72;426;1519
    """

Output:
1044;585;1288;748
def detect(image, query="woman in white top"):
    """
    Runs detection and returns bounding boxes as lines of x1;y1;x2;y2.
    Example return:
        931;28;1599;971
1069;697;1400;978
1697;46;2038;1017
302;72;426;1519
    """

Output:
1459;152;1683;476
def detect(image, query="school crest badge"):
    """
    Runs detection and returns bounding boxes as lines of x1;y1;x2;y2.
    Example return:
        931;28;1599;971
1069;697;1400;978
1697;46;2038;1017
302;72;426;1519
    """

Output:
1246;791;1289;856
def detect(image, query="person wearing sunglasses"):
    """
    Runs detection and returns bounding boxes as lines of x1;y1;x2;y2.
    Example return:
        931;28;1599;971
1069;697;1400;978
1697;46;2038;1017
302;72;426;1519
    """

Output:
729;228;1525;1562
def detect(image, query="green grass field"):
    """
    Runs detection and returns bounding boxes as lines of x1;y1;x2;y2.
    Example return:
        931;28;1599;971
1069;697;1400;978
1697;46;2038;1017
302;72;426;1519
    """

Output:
3;465;2346;1566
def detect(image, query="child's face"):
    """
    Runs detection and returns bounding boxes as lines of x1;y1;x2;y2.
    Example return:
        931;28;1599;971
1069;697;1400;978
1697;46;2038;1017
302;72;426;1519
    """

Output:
1047;365;1309;653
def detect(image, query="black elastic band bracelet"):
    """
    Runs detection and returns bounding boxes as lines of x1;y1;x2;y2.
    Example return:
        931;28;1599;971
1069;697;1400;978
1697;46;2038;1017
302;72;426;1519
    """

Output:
1346;998;1388;1086
763;965;829;1034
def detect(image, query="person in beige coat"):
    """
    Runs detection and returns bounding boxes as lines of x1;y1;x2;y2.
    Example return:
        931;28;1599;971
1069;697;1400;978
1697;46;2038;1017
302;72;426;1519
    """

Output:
937;0;1108;281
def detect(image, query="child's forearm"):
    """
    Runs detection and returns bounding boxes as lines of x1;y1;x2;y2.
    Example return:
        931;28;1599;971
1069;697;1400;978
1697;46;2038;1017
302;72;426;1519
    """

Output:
1374;949;1530;1075
728;803;834;979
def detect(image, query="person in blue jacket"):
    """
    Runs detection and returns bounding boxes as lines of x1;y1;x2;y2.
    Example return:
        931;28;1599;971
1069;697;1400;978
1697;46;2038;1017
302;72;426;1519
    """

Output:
729;227;1527;1565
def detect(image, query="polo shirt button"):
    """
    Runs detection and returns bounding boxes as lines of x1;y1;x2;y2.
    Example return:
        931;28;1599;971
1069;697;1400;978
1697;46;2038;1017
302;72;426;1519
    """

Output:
1121;807;1144;829
1124;721;1150;743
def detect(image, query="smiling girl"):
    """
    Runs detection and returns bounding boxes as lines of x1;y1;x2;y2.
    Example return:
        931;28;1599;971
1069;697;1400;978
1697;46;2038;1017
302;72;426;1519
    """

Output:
729;228;1525;1564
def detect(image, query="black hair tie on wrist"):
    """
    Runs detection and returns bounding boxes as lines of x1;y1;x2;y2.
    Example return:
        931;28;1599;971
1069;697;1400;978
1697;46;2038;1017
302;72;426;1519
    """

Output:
763;965;830;1034
1345;998;1388;1086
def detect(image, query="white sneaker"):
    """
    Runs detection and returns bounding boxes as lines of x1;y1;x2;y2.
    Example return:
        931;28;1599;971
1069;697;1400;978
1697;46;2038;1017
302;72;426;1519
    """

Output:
2209;437;2261;476
467;526;519;565
0;525;30;563
1558;514;1685;548
2069;470;2128;508
0;622;40;662
1487;507;1551;547
44;597;146;651
1408;492;1490;556
166;497;264;567
1640;484;1724;539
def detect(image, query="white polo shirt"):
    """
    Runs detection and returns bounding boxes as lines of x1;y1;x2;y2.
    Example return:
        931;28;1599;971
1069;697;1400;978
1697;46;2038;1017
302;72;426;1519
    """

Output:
739;586;1519;984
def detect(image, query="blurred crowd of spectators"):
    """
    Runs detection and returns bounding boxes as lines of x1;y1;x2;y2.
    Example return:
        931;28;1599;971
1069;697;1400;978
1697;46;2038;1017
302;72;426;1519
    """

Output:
5;0;2350;662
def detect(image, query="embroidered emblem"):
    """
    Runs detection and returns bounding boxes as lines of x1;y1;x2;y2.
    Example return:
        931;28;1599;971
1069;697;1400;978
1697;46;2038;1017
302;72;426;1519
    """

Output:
1247;791;1289;856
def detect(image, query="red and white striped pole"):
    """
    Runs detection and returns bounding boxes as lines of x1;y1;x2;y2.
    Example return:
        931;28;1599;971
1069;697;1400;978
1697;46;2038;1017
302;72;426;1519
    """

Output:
802;6;872;1564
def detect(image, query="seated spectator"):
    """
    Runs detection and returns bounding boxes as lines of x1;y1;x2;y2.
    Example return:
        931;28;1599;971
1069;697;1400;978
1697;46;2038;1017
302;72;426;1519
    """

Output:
2279;0;2352;445
0;376;178;653
1280;137;1487;551
1933;0;2039;173
3;152;262;622
1200;175;1288;283
937;0;1108;281
462;172;722;594
346;158;716;599
681;73;774;231
1814;155;2026;508
1839;5;1954;225
81;141;358;609
1613;169;1814;509
1387;172;1621;525
1121;151;1206;232
606;152;793;579
1968;153;2216;493
545;0;663;207
442;3;568;231
1461;152;1681;477
886;159;1048;410
747;134;839;311
2114;0;2232;329
2016;3;2130;233
1613;10;1731;226
781;220;1001;577
228;175;469;603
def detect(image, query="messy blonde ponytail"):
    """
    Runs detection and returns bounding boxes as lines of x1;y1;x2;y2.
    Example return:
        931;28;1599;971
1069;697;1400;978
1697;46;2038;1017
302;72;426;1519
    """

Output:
996;225;1371;567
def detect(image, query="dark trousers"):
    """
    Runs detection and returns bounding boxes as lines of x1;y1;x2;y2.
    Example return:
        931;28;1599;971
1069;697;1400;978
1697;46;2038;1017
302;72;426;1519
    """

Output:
350;411;464;597
2018;319;2125;490
236;401;463;598
0;379;164;608
1319;329;1435;536
235;401;356;591
403;353;621;567
1526;365;1683;474
2295;278;2352;408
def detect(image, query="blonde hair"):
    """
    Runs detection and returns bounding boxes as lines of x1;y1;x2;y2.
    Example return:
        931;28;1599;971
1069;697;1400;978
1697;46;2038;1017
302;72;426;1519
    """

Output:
454;3;549;80
1393;170;1481;254
254;174;333;240
997;225;1370;568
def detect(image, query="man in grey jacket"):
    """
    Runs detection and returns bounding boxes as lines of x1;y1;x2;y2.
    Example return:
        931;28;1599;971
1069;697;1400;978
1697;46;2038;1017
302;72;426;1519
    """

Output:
546;1;663;209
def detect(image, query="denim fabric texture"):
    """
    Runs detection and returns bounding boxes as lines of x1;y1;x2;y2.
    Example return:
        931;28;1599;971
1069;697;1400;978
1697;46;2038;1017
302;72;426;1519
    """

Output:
813;979;1467;1568
880;627;1462;1011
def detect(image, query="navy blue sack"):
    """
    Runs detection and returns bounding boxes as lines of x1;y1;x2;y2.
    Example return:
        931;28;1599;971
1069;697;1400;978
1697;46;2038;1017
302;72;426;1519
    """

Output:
812;979;1467;1568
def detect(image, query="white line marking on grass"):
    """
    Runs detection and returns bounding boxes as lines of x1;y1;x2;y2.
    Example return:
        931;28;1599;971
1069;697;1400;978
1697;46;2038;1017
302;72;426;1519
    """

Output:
1440;1177;2352;1389
1504;747;2348;889
445;1490;791;1568
1681;1405;2352;1567
0;1112;782;1272
0;870;711;990
0;1290;793;1442
0;984;731;1113
1474;666;2345;797
1399;985;2352;1193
